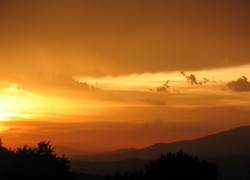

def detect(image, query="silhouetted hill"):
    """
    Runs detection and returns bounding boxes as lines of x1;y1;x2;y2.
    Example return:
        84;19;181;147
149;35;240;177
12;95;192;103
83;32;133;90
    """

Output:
71;155;250;180
205;155;250;180
55;146;95;157
71;126;250;161
70;126;250;180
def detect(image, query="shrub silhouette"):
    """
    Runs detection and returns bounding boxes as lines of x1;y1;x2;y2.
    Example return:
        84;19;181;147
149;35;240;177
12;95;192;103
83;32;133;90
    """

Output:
145;150;218;180
112;150;218;180
0;141;75;180
0;139;218;180
0;138;15;177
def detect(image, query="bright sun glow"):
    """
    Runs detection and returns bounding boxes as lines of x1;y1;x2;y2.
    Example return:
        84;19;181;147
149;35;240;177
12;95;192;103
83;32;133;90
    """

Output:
1;64;250;123
0;112;31;121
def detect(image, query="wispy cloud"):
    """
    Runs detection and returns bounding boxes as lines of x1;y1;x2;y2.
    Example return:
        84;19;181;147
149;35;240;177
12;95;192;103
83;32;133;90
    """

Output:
139;98;166;106
181;72;210;85
156;81;170;92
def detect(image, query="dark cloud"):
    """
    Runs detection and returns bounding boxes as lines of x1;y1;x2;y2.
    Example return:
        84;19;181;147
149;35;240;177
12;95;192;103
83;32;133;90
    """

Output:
17;74;101;96
181;72;200;85
227;76;250;92
139;98;166;106
203;78;210;84
49;75;91;91
181;72;210;85
156;81;170;92
0;0;249;78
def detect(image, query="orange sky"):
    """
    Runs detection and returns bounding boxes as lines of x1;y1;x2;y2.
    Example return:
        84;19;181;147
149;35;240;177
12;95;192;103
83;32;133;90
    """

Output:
0;0;250;153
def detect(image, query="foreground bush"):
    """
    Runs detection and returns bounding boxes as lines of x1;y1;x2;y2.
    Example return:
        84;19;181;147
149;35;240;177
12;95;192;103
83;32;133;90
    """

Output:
0;141;75;180
112;150;218;180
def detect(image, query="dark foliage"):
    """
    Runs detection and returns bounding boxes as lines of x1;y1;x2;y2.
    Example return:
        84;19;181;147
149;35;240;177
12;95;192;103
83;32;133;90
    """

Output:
111;150;218;180
145;150;218;180
0;140;75;180
0;138;218;180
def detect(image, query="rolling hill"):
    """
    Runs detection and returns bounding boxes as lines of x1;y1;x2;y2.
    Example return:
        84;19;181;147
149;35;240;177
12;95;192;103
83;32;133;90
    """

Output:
71;126;250;161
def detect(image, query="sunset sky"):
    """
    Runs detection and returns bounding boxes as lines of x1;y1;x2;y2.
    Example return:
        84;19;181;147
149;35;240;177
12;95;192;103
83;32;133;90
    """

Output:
0;0;250;153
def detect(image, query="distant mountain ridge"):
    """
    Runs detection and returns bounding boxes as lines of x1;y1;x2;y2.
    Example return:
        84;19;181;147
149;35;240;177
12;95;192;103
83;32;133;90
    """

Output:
55;146;96;157
71;126;250;161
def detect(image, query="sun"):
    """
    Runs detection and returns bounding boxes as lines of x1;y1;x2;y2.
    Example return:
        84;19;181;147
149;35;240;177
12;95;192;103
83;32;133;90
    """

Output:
0;94;35;121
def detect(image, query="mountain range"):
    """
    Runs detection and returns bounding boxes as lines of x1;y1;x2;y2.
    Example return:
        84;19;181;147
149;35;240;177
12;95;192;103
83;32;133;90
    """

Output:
70;126;250;179
71;126;250;161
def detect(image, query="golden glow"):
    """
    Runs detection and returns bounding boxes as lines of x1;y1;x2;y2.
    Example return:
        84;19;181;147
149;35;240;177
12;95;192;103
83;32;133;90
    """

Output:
0;112;31;121
0;65;250;150
0;0;249;152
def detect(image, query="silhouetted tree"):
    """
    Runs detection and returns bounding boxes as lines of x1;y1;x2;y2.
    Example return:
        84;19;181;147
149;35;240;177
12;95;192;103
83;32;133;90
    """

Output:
111;150;218;180
0;138;15;177
145;150;218;180
0;141;75;180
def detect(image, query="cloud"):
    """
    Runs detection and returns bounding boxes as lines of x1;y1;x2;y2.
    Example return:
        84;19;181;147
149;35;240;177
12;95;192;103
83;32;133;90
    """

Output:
0;0;249;79
0;82;15;90
16;74;103;98
139;98;166;106
203;78;210;84
227;76;250;92
4;127;21;132
181;72;210;85
156;81;170;92
181;72;201;85
51;75;97;91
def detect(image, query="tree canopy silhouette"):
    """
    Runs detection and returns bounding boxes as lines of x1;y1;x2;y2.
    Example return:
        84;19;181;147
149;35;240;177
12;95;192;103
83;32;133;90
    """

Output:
112;150;218;180
145;150;218;180
0;141;75;180
0;139;218;180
